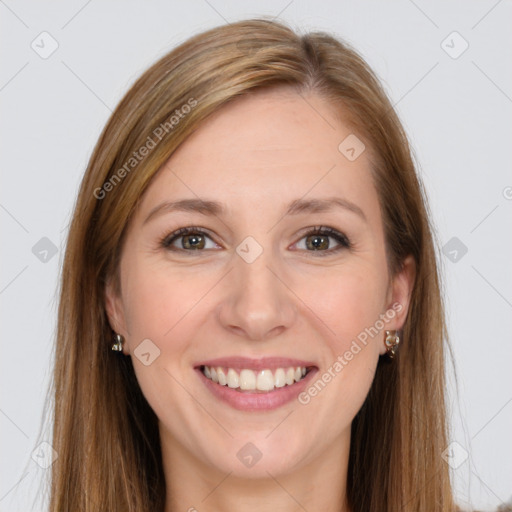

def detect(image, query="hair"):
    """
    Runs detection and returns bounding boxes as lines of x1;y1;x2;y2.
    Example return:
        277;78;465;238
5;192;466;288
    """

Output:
45;17;457;512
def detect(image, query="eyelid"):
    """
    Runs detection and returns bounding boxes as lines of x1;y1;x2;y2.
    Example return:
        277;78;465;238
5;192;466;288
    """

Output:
290;225;351;253
160;225;351;254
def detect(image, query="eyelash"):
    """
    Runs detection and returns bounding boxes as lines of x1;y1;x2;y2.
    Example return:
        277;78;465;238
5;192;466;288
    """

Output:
160;225;351;256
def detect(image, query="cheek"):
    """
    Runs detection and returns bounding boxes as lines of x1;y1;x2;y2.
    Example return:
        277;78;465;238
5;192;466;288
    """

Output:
293;261;388;350
122;260;210;346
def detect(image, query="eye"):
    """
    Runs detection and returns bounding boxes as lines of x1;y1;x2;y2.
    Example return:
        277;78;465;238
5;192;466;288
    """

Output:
160;225;351;256
161;226;220;252
292;226;351;256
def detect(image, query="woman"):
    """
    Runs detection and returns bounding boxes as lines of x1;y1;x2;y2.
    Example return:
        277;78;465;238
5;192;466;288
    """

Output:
48;18;460;511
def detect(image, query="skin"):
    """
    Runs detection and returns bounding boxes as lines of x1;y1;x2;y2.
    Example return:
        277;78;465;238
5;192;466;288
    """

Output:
106;87;415;512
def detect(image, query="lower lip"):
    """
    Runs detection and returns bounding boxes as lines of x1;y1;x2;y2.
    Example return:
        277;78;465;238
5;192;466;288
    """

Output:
196;367;318;411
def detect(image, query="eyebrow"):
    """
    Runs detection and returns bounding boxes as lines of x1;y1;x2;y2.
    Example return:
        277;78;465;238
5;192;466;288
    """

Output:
143;196;367;225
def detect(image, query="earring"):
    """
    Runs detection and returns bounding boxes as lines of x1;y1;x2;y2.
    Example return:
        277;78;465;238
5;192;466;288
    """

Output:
111;333;124;352
384;330;400;359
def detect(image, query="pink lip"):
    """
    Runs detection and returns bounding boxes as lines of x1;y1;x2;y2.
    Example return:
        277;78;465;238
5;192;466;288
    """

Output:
195;366;319;412
194;356;317;372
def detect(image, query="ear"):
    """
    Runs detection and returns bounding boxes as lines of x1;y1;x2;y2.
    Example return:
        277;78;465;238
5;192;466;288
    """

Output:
105;277;129;354
384;254;416;333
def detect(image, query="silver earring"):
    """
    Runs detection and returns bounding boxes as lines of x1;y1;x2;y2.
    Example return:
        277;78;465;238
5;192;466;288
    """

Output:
384;330;400;359
111;333;124;352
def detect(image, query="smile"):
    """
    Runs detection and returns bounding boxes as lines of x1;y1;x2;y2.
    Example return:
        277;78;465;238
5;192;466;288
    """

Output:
201;365;308;392
195;357;318;411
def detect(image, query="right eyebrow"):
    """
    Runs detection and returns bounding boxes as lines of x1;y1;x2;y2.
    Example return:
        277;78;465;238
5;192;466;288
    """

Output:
143;199;224;225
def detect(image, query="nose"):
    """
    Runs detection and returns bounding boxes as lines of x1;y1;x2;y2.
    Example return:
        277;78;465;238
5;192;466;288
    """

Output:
217;249;297;342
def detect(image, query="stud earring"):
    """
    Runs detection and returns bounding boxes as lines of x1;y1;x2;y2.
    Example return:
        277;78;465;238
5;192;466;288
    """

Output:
111;333;124;352
384;330;400;359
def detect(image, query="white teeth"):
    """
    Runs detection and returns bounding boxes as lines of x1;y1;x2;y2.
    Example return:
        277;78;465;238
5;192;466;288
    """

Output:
217;368;227;386
239;369;256;390
202;365;309;392
227;368;239;389
256;369;274;391
274;368;286;388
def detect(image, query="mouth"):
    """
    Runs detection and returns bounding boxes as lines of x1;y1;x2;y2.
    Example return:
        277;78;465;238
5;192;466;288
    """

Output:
199;364;311;392
194;357;318;411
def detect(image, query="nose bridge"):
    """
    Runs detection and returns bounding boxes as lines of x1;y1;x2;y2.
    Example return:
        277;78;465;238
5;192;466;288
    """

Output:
218;240;296;340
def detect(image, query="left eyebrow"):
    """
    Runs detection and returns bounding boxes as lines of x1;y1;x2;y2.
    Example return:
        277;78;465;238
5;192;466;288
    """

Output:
285;197;367;223
143;196;367;225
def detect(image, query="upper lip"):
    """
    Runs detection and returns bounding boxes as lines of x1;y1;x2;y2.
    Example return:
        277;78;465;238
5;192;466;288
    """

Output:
195;357;318;372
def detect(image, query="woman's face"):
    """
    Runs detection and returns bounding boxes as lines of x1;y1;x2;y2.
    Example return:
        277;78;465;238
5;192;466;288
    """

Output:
106;87;414;479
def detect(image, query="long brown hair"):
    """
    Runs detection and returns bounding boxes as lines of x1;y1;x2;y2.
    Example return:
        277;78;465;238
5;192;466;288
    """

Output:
46;18;456;511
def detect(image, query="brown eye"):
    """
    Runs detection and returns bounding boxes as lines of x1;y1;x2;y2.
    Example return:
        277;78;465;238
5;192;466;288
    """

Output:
294;226;351;256
162;227;219;252
305;234;330;251
181;233;206;250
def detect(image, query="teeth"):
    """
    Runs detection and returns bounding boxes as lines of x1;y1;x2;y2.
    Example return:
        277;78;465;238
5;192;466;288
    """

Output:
202;365;309;392
256;369;274;391
217;368;227;386
239;369;256;390
227;368;239;389
274;368;286;388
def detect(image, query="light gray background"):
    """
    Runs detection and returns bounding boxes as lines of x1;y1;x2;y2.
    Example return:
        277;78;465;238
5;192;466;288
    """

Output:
1;1;511;511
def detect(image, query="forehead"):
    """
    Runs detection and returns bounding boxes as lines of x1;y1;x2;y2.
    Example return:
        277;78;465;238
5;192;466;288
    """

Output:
139;87;380;221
